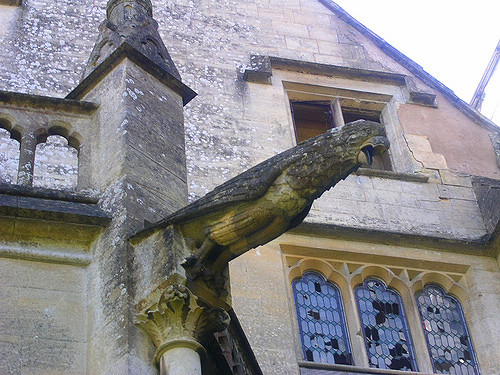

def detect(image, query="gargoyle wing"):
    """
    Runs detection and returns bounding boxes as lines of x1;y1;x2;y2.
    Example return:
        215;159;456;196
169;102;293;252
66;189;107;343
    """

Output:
155;145;307;226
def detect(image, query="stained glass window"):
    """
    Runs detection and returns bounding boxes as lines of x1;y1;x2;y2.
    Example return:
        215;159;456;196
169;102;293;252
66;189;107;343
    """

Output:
354;278;417;371
292;272;352;365
415;285;479;374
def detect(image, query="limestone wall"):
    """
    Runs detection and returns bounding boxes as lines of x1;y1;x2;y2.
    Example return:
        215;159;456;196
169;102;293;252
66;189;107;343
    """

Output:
307;173;487;242
0;258;87;374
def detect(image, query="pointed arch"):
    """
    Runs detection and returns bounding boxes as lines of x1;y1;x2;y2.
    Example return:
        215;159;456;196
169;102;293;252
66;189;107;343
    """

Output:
411;272;467;303
0;116;21;184
33;125;79;190
354;277;417;371
415;284;479;374
291;270;353;366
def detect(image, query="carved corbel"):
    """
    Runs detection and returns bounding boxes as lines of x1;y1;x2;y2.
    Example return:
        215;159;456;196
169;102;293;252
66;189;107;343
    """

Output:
136;281;230;364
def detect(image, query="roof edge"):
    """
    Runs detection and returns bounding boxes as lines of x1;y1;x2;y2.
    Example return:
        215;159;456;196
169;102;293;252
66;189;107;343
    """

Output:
318;0;500;133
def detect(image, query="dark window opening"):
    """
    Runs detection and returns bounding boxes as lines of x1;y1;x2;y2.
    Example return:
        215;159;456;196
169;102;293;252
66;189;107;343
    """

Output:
0;126;20;184
290;101;333;143
342;108;380;124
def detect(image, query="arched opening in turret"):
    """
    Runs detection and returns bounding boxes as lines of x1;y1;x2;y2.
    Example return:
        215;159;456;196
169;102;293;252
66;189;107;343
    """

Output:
33;133;79;190
0;120;21;184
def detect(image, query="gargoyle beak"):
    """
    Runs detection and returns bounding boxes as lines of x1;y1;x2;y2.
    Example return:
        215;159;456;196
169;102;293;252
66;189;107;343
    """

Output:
358;136;390;166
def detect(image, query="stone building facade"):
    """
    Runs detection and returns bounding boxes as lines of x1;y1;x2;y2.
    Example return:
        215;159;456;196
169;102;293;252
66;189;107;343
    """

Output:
0;0;499;374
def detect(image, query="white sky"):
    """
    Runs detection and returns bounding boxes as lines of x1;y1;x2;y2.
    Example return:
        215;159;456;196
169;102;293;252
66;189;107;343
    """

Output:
333;0;500;122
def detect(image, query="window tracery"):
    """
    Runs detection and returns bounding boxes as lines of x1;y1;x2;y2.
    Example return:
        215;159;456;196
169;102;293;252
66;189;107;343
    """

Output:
415;285;479;375
287;255;479;374
354;278;417;371
292;271;352;365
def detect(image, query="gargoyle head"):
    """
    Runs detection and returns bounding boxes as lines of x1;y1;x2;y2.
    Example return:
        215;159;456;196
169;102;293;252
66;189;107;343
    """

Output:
331;120;390;167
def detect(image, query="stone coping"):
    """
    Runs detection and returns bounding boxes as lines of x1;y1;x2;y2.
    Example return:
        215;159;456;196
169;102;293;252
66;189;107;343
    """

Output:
0;183;100;204
0;90;98;114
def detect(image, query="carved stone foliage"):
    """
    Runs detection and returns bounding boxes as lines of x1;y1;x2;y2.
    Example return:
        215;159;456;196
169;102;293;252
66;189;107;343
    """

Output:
136;283;230;363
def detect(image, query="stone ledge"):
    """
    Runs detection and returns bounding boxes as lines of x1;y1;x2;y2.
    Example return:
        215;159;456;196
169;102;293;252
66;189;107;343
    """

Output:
299;361;434;375
294;221;495;257
0;0;21;5
0;90;98;114
0;189;110;226
0;183;100;204
242;54;407;86
355;168;429;183
0;244;92;266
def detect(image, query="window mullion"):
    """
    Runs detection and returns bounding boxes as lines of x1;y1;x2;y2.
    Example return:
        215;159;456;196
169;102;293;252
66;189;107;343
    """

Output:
331;98;345;129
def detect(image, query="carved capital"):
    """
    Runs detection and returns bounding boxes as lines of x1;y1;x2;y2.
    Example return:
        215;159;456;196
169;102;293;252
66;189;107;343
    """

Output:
136;283;230;363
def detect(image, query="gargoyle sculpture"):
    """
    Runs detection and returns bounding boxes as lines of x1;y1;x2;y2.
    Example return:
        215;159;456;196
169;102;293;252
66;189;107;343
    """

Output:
148;120;389;280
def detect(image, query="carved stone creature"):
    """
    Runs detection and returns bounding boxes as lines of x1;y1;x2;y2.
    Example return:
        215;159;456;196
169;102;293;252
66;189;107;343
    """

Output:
151;120;389;279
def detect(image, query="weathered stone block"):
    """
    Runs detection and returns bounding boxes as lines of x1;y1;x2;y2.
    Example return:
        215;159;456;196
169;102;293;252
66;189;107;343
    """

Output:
285;36;319;54
272;21;309;38
131;225;190;305
437;184;477;201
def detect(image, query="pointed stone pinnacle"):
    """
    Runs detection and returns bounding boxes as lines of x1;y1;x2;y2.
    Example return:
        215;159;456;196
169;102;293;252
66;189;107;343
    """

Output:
107;0;153;20
81;0;180;81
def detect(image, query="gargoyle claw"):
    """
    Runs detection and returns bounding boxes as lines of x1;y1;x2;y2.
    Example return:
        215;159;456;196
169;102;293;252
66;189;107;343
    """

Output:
182;255;198;267
182;256;205;279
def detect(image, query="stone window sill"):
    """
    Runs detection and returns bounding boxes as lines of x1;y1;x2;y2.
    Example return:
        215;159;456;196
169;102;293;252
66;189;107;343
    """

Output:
355;168;429;183
298;361;434;375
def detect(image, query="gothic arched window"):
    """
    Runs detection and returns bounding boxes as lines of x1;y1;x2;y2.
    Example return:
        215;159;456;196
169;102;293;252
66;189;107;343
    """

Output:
415;285;479;374
0;127;20;184
354;278;417;371
292;272;352;365
34;135;78;190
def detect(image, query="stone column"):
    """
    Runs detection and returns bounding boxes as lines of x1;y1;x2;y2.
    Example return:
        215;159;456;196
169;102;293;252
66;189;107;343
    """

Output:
136;282;230;375
17;131;36;186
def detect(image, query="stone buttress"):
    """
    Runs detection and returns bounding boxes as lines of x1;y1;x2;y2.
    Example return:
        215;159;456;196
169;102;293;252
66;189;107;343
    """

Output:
66;0;197;373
